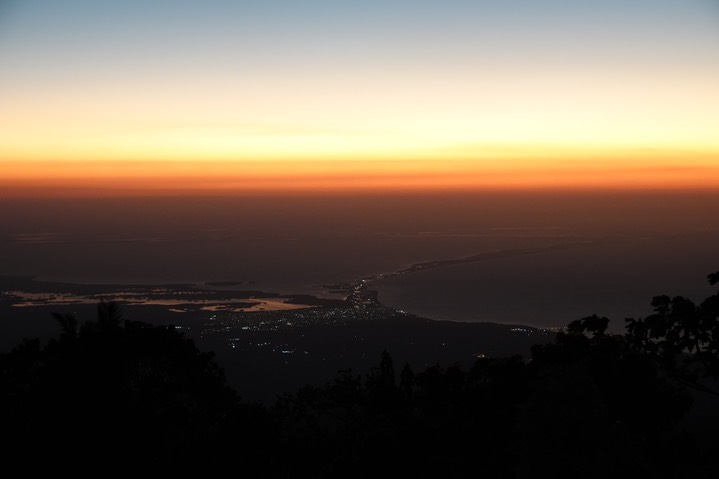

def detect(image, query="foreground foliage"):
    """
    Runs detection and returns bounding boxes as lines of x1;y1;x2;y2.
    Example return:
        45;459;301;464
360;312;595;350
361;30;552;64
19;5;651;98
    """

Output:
2;274;719;477
0;302;270;474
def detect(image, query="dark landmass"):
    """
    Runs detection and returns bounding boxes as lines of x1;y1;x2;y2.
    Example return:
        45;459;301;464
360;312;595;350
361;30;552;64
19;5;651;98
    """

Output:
2;271;719;476
3;275;719;476
280;293;348;307
0;274;552;402
0;275;285;299
205;314;551;402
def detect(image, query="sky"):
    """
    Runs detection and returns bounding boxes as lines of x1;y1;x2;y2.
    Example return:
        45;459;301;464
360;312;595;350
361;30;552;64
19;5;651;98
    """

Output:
1;0;718;195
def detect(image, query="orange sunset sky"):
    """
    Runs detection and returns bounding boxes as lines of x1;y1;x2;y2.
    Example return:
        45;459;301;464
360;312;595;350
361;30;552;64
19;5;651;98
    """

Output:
1;0;718;196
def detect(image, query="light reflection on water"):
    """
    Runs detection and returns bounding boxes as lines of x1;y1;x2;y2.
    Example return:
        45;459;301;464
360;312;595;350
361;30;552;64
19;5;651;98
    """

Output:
2;290;311;313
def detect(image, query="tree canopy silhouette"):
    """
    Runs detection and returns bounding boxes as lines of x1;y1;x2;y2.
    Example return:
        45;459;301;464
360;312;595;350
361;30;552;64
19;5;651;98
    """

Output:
2;273;719;476
0;301;269;474
624;271;719;393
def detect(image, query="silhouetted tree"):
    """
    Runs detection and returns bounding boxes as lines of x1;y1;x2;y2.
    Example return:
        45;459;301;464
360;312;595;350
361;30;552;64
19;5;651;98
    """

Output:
521;311;695;478
4;271;719;477
398;362;415;398
0;302;269;474
625;271;719;391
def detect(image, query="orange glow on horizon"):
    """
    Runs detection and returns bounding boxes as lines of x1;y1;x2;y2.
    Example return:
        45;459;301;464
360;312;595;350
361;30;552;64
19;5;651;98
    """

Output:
2;148;718;198
2;1;718;200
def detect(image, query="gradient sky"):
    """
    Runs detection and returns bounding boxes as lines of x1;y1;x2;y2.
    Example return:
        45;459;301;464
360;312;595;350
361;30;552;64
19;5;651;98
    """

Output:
1;0;718;195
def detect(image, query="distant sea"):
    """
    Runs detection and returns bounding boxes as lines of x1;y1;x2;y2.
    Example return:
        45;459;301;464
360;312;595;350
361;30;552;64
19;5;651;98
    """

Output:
373;230;718;333
1;192;718;334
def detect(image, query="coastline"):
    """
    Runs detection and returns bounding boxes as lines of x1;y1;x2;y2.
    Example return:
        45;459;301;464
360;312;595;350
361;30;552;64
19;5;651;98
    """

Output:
0;273;556;402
